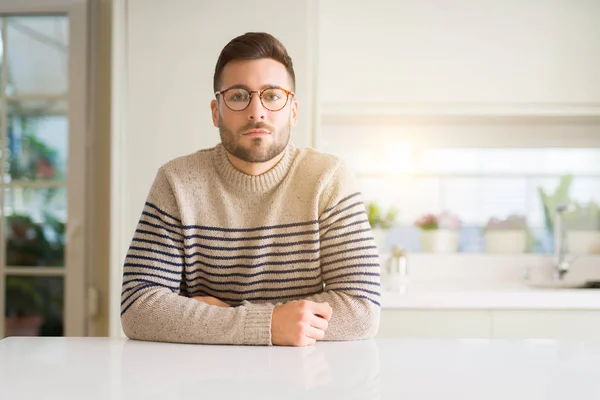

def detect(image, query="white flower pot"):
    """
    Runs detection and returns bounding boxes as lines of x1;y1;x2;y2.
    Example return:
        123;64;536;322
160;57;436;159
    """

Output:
484;230;527;254
420;229;459;253
566;230;600;255
371;228;386;253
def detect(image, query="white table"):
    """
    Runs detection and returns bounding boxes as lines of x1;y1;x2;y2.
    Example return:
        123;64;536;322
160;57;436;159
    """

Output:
1;337;599;399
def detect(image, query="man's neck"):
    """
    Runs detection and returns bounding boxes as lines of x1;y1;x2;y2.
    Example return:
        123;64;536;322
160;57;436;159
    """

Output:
226;150;286;176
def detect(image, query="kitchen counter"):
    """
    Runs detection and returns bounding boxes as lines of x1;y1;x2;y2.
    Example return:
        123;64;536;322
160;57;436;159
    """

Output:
381;283;600;310
1;337;599;399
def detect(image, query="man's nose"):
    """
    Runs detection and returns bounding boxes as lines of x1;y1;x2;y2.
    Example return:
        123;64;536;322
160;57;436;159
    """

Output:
246;94;266;120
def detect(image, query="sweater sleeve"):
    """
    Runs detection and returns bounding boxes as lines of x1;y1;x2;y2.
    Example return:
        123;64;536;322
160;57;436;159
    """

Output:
120;168;275;345
301;160;382;340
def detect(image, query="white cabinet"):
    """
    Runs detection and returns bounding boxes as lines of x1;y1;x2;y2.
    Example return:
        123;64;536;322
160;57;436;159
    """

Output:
378;310;492;338
379;309;600;339
492;310;600;339
319;0;600;108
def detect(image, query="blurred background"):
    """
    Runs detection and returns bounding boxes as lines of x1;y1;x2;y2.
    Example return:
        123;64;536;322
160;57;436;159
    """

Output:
0;0;598;339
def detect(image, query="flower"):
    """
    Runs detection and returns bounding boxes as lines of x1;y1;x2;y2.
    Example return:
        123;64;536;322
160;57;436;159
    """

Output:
414;211;461;231
485;214;528;231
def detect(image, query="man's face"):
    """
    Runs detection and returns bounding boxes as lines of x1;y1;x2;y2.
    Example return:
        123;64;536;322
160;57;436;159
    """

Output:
211;58;298;163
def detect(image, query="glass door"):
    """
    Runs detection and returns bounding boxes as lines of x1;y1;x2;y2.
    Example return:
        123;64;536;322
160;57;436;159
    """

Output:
0;1;87;337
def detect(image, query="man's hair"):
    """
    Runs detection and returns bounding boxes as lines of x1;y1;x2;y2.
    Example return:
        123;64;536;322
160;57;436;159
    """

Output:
213;32;296;92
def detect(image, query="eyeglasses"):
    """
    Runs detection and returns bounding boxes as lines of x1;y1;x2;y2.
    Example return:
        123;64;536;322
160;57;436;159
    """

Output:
215;87;294;112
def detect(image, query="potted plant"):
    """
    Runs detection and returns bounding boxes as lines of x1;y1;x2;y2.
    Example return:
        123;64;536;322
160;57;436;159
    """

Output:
5;277;45;336
564;201;600;255
538;174;572;235
484;214;529;254
366;202;398;252
414;211;461;253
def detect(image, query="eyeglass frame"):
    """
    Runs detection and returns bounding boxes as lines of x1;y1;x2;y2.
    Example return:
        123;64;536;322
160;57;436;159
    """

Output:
214;86;295;112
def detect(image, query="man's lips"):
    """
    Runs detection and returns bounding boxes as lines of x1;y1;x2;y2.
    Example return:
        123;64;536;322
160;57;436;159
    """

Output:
243;129;270;136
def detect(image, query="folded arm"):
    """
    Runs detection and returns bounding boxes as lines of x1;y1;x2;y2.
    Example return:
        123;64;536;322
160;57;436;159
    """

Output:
120;168;274;345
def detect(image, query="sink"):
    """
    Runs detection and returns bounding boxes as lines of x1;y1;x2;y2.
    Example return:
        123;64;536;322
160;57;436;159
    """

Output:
522;260;600;290
523;260;600;289
526;280;600;290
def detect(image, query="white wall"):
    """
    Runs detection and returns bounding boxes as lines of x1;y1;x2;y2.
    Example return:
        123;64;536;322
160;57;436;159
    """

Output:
319;0;600;107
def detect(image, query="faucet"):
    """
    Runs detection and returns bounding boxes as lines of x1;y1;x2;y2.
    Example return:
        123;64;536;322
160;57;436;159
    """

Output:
553;203;573;280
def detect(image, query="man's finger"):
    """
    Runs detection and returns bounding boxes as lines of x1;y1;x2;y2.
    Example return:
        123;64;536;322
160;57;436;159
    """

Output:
304;325;325;341
310;302;333;321
309;314;329;331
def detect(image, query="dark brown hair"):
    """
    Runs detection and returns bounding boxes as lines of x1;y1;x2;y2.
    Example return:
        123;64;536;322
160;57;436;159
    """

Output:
213;32;296;92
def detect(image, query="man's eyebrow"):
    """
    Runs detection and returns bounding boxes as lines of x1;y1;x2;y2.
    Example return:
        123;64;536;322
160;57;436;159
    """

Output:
223;83;284;91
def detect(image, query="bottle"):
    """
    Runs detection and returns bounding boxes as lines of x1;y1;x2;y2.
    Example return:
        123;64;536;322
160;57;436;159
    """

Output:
384;245;409;292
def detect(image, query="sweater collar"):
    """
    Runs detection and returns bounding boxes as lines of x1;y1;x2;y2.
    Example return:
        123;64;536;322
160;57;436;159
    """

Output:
215;141;297;192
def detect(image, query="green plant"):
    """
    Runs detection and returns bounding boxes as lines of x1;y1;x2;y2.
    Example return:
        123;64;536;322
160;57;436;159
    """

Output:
366;202;398;230
5;277;44;317
538;174;573;234
6;212;65;266
8;114;63;181
564;201;600;231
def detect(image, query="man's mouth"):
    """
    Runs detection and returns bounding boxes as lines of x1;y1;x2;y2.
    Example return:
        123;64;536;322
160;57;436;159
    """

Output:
243;129;270;136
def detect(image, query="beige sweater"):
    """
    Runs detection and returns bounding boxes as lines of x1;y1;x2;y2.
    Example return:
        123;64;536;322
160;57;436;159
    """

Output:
120;141;381;345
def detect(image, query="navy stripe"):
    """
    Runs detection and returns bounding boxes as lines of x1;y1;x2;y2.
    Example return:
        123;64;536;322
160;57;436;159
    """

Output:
186;266;321;280
145;202;181;224
203;289;324;304
142;211;182;229
184;238;320;252
122;271;182;283
320;254;379;269
182;220;318;232
321;192;361;217
327;220;370;234
121;283;155;306
332;287;381;297
187;274;321;287
126;255;185;267
129;246;183;260
132;237;183;250
121;278;179;291
183;229;319;242
327;280;380;287
354;295;381;307
320;211;367;231
321;227;372;242
320;246;378;262
322;265;380;278
121;293;147;317
135;228;184;244
320;236;371;252
184;247;320;261
184;238;320;251
139;220;183;238
320;201;363;224
123;262;182;276
325;271;381;282
121;280;167;296
185;256;319;270
187;281;323;294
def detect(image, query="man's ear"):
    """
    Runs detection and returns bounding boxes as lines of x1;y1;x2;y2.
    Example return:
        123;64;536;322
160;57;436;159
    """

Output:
211;99;219;127
290;98;299;126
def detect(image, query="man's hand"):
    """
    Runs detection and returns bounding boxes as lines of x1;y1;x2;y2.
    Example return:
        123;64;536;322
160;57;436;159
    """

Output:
271;300;333;346
192;296;230;307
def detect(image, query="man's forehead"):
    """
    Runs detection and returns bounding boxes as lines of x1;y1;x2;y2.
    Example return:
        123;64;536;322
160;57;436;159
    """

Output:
220;59;291;88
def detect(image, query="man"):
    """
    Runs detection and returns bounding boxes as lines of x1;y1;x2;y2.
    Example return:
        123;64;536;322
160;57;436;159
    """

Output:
120;32;381;346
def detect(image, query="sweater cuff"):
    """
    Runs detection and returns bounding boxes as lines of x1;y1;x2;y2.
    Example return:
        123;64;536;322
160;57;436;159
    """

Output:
242;302;275;345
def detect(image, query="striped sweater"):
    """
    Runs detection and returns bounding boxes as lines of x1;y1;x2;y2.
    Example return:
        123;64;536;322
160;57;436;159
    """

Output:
120;141;381;345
